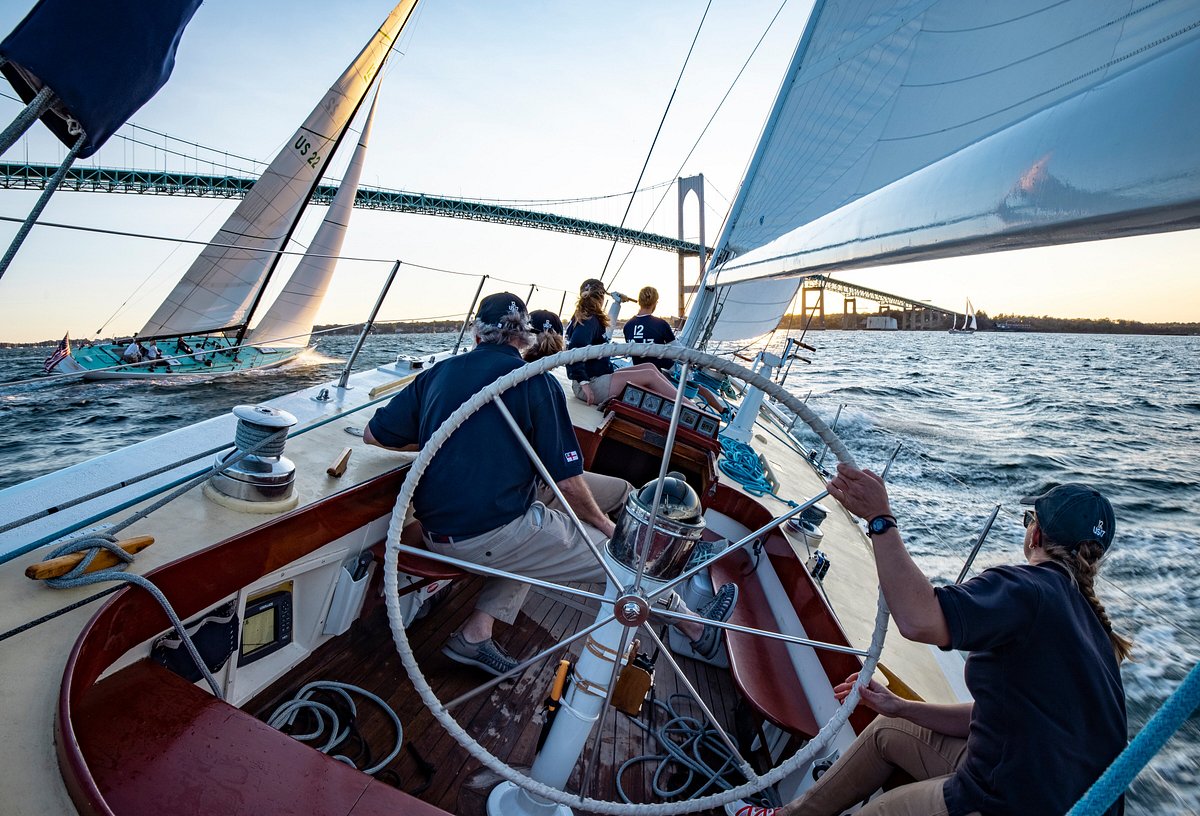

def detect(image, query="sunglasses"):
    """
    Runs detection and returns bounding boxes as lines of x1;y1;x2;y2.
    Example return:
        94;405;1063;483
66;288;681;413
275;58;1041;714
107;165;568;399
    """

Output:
1022;509;1037;529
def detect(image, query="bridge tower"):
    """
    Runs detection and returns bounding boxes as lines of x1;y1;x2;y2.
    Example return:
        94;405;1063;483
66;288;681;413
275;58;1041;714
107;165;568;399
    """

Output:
676;175;706;322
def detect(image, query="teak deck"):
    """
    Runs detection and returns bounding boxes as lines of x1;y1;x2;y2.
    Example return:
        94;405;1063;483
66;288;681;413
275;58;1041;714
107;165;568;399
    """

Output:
247;577;744;815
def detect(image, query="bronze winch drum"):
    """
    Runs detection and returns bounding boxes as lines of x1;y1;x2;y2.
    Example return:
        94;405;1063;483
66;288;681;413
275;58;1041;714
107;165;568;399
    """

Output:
607;476;706;581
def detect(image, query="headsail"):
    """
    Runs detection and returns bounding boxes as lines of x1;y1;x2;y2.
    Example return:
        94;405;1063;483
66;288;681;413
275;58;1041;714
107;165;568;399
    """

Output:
247;93;380;350
692;0;1200;340
139;0;418;340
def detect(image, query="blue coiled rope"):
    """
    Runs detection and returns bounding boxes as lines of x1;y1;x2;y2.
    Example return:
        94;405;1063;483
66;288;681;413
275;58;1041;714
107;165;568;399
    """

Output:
1068;660;1200;815
718;436;797;507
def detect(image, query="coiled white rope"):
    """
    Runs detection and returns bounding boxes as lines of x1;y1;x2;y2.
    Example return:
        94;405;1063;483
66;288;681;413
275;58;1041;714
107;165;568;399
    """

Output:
382;342;890;813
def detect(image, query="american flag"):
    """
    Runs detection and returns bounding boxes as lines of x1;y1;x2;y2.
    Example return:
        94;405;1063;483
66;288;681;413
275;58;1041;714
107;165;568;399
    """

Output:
43;334;71;373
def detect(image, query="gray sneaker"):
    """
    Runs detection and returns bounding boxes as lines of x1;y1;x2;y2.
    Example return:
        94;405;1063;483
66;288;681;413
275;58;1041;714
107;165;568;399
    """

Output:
442;632;519;677
690;582;738;661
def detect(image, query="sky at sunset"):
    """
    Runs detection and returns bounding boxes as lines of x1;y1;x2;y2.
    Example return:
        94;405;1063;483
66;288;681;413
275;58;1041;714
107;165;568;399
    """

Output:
0;0;1196;344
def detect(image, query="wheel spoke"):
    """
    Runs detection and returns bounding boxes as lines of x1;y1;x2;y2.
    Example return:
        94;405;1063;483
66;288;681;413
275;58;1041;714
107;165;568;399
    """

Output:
651;607;869;657
579;625;635;801
641;626;756;782
647;492;829;604
491;398;625;588
632;362;692;594
396;542;610;606
443;614;616;710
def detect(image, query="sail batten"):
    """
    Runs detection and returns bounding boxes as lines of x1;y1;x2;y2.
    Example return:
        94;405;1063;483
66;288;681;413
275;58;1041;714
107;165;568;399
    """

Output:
139;0;418;339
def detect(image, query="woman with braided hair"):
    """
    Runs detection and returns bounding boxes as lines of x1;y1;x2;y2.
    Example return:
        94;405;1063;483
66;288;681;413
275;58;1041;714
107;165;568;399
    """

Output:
777;467;1129;816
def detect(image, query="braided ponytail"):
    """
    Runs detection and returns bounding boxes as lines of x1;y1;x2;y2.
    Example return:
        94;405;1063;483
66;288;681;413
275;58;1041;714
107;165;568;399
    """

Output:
1041;538;1134;662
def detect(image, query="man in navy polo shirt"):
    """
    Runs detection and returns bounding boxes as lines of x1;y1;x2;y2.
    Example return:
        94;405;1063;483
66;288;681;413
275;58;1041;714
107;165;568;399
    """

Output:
366;292;735;677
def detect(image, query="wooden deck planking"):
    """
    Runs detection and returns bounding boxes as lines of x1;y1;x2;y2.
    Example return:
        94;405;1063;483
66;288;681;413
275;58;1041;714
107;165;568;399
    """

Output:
247;577;743;815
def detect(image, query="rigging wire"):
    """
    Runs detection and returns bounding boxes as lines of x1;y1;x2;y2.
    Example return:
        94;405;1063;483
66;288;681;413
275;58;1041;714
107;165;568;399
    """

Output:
600;0;715;287
606;0;793;292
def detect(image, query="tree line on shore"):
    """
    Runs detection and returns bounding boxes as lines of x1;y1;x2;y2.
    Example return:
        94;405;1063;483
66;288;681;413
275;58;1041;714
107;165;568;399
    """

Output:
4;313;1197;349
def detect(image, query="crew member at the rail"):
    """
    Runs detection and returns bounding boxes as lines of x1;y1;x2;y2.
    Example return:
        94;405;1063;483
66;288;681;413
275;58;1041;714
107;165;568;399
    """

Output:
778;472;1129;816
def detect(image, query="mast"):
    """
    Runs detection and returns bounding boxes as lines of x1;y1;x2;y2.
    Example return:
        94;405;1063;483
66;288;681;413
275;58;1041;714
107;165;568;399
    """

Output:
234;73;381;348
138;0;418;342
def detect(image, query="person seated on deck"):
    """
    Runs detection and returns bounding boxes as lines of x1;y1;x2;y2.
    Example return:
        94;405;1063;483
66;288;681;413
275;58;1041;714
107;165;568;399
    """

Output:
144;341;165;368
175;337;193;355
121;338;142;364
565;278;724;413
622;285;677;372
364;292;737;677
777;470;1130;816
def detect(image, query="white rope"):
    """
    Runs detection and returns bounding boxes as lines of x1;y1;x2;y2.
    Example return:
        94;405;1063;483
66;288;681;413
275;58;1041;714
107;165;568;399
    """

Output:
382;342;889;813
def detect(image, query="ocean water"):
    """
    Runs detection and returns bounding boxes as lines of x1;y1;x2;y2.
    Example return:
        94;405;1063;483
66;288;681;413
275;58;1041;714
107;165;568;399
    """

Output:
1;330;1197;813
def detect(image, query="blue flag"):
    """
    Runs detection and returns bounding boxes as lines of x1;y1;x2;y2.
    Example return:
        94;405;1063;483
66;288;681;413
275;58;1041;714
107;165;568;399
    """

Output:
0;0;202;158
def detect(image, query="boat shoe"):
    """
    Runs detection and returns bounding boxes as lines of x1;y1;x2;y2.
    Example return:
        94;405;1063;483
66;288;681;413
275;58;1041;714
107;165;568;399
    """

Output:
689;582;738;661
442;632;519;677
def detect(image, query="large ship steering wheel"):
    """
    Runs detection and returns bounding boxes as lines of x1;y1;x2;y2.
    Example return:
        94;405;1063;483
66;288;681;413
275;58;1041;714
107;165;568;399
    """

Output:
382;342;891;814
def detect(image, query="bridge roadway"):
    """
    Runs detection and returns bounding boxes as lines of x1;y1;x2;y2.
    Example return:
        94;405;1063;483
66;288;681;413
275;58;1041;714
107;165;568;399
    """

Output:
0;161;707;255
806;274;956;316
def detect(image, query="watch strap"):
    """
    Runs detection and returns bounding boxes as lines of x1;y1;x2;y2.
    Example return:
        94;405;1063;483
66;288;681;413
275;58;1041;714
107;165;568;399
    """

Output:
867;514;898;537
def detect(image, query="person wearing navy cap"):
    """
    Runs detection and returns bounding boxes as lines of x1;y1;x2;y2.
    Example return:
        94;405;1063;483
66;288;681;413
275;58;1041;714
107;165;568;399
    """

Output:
778;469;1129;816
366;292;736;677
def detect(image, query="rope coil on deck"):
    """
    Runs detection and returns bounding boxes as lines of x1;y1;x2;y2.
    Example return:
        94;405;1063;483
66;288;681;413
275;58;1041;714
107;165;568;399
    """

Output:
382;342;891;813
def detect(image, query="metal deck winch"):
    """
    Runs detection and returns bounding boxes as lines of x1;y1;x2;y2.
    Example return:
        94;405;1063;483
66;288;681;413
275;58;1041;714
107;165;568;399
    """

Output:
607;475;706;581
209;405;298;502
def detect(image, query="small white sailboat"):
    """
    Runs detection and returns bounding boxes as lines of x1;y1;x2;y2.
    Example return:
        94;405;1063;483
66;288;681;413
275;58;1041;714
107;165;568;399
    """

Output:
948;298;978;335
42;8;403;381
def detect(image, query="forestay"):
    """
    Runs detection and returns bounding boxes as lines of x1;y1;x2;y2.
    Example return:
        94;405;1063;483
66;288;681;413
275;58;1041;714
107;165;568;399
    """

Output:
697;0;1200;340
139;0;418;339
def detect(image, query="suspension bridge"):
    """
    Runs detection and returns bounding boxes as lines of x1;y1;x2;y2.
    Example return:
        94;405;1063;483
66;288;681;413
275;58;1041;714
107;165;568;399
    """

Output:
1;162;969;328
0;161;708;255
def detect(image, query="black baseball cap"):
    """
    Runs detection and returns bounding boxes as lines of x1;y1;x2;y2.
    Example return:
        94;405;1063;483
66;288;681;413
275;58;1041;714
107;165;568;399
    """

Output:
528;309;563;335
1020;482;1116;552
476;292;530;328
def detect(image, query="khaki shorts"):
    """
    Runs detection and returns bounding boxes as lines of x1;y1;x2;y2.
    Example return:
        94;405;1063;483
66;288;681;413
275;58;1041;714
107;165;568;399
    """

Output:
571;373;613;404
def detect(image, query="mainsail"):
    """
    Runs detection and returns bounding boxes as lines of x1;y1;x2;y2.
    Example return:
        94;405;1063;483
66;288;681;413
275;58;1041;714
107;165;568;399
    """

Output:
139;0;418;340
691;0;1200;342
247;93;379;350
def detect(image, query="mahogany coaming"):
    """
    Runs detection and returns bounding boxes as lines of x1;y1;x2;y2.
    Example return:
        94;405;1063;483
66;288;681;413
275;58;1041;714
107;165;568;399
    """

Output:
58;466;418;816
708;485;875;736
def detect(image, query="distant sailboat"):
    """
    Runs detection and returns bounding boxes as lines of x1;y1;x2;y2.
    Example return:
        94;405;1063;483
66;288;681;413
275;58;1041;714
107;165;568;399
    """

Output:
46;1;414;380
948;298;977;335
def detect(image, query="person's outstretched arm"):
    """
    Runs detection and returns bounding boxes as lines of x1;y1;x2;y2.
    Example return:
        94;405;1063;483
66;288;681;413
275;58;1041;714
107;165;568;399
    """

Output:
557;474;616;538
826;463;950;646
835;672;973;738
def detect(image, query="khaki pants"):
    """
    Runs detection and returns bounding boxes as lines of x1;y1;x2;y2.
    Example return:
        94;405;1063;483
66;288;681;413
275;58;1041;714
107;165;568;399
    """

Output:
426;472;632;623
782;716;974;816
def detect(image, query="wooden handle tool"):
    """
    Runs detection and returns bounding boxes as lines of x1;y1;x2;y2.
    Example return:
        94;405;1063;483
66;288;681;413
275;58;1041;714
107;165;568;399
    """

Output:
25;535;155;580
327;446;353;477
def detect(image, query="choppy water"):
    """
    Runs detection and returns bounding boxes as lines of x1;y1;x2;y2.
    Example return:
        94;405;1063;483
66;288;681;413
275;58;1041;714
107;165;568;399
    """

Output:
1;330;1197;814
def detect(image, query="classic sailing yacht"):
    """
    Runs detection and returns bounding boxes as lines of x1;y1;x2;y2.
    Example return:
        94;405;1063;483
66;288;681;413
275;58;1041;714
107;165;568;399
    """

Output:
948;298;977;334
0;2;1198;816
41;16;398;381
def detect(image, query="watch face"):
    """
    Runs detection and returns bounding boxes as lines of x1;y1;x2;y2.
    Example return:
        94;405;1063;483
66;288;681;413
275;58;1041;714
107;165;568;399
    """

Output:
869;517;893;534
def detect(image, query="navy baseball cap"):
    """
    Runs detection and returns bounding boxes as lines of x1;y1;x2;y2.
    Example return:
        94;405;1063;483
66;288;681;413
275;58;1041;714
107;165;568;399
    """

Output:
529;309;563;335
476;292;529;328
1020;483;1116;552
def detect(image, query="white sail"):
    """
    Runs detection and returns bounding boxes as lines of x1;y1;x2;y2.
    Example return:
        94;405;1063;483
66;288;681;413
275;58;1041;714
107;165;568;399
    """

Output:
139;0;418;338
693;0;1200;337
706;278;801;343
247;93;379;349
